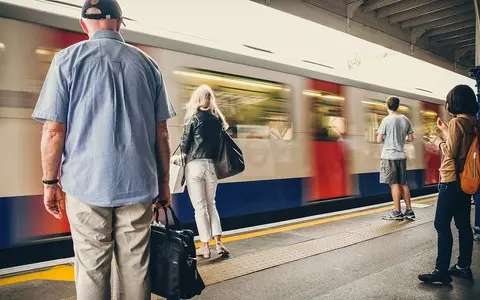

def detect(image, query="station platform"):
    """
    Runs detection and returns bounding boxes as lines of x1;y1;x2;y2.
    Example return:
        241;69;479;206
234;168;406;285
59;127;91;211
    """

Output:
1;195;479;300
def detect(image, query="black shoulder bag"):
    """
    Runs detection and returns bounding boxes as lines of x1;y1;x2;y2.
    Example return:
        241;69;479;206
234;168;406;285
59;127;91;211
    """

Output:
215;129;245;180
150;207;205;299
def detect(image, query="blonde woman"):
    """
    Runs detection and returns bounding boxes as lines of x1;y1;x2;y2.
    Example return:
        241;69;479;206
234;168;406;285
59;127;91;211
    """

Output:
180;84;230;258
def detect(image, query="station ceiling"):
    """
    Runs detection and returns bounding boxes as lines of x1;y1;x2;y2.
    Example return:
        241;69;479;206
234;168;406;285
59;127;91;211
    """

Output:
255;0;478;70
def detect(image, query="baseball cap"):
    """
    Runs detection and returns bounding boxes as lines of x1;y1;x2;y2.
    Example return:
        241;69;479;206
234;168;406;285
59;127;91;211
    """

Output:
81;0;123;20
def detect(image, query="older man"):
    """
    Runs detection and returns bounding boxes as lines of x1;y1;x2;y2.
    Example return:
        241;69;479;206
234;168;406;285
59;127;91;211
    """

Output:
32;1;176;299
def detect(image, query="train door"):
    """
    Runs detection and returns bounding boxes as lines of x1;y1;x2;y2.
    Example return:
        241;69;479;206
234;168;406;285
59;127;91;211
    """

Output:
421;102;442;185
306;79;349;201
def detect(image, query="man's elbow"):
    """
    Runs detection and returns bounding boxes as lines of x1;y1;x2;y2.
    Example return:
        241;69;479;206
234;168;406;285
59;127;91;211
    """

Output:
43;121;66;136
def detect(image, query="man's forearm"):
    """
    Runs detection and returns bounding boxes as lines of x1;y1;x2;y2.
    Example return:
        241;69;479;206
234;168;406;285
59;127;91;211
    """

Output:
156;122;171;188
376;134;384;143
41;122;66;180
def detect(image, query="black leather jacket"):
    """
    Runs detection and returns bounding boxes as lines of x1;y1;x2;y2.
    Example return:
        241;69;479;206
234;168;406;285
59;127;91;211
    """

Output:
180;110;222;164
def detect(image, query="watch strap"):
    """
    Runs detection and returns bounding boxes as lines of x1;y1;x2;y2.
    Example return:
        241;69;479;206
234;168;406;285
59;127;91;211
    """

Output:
42;178;59;185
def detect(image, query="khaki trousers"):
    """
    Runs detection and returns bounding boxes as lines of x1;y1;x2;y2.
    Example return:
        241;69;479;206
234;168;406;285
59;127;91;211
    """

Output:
66;194;152;300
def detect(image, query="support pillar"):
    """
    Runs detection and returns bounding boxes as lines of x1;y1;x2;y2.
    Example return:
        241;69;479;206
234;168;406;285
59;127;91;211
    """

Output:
470;0;480;119
470;68;480;119
470;1;480;233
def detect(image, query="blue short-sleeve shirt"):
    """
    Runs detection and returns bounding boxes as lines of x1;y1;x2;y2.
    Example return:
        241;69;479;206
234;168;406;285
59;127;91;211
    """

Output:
32;30;176;207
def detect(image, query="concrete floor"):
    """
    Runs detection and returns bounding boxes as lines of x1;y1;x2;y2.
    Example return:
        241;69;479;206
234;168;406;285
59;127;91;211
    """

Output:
1;199;479;300
194;200;480;300
197;222;480;300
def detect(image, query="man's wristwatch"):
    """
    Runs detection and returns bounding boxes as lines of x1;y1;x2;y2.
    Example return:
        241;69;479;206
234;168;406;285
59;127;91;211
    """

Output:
42;178;59;185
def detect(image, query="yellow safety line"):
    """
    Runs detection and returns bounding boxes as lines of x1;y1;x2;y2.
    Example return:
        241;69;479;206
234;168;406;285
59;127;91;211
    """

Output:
197;197;437;247
0;197;436;286
0;266;74;286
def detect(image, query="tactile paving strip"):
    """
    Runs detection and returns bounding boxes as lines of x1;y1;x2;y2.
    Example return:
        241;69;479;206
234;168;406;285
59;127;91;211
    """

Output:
198;209;436;286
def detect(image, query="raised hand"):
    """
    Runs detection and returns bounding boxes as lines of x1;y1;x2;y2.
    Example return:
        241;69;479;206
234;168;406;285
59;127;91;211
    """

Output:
437;118;448;133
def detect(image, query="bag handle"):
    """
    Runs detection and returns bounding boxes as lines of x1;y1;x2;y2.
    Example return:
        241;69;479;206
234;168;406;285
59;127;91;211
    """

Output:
165;206;183;229
153;206;183;230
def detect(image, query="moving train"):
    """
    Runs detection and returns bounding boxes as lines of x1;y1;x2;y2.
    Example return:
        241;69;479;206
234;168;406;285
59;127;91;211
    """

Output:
0;0;472;258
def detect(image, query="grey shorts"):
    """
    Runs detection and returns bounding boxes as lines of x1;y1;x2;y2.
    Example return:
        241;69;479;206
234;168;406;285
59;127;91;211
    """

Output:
380;159;407;185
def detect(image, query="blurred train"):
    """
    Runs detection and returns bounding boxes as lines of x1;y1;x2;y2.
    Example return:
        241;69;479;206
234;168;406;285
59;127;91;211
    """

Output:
0;0;466;257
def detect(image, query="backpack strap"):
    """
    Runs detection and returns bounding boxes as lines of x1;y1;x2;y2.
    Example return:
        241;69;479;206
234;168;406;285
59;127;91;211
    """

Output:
454;118;478;182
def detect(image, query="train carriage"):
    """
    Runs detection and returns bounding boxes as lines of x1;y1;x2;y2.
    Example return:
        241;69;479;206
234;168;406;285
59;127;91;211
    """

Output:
0;0;473;264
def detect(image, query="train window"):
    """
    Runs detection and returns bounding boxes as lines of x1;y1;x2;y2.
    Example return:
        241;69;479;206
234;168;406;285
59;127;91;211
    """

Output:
174;68;293;140
304;89;346;142
0;41;40;111
35;47;61;81
362;98;411;143
421;109;441;137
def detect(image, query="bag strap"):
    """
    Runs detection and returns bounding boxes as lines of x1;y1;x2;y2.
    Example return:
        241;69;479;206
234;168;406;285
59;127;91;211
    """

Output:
453;118;478;182
453;119;464;182
153;206;183;230
172;144;180;156
171;143;186;168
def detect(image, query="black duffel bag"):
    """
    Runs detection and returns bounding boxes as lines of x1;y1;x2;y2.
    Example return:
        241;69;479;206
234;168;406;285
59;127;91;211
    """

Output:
215;130;245;180
150;206;205;299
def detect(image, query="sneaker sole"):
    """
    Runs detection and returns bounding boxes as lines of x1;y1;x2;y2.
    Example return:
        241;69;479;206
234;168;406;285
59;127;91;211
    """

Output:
405;216;416;221
382;217;404;220
420;279;452;285
449;273;474;281
448;270;474;281
418;276;452;285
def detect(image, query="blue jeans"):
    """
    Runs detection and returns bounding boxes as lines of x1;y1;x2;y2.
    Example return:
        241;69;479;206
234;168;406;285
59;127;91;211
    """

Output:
434;182;473;272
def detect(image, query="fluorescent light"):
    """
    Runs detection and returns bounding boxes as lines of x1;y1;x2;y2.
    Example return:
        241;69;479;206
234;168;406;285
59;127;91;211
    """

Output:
35;48;55;56
173;70;287;91
322;94;345;101
302;91;320;97
421;110;438;117
302;90;344;101
362;100;409;111
35;48;61;56
361;100;383;106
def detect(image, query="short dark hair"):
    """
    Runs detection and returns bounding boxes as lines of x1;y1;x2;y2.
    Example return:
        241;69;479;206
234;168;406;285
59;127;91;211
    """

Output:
386;96;400;111
445;85;478;116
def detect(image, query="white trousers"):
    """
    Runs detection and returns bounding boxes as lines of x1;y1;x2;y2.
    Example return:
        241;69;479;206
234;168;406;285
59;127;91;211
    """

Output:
185;159;222;243
66;194;152;300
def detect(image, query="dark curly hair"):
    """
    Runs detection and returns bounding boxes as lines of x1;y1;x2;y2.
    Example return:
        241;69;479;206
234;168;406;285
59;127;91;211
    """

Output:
445;85;478;116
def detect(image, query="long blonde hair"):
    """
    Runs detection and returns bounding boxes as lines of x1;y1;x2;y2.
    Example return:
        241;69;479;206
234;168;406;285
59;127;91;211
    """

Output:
184;84;228;129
